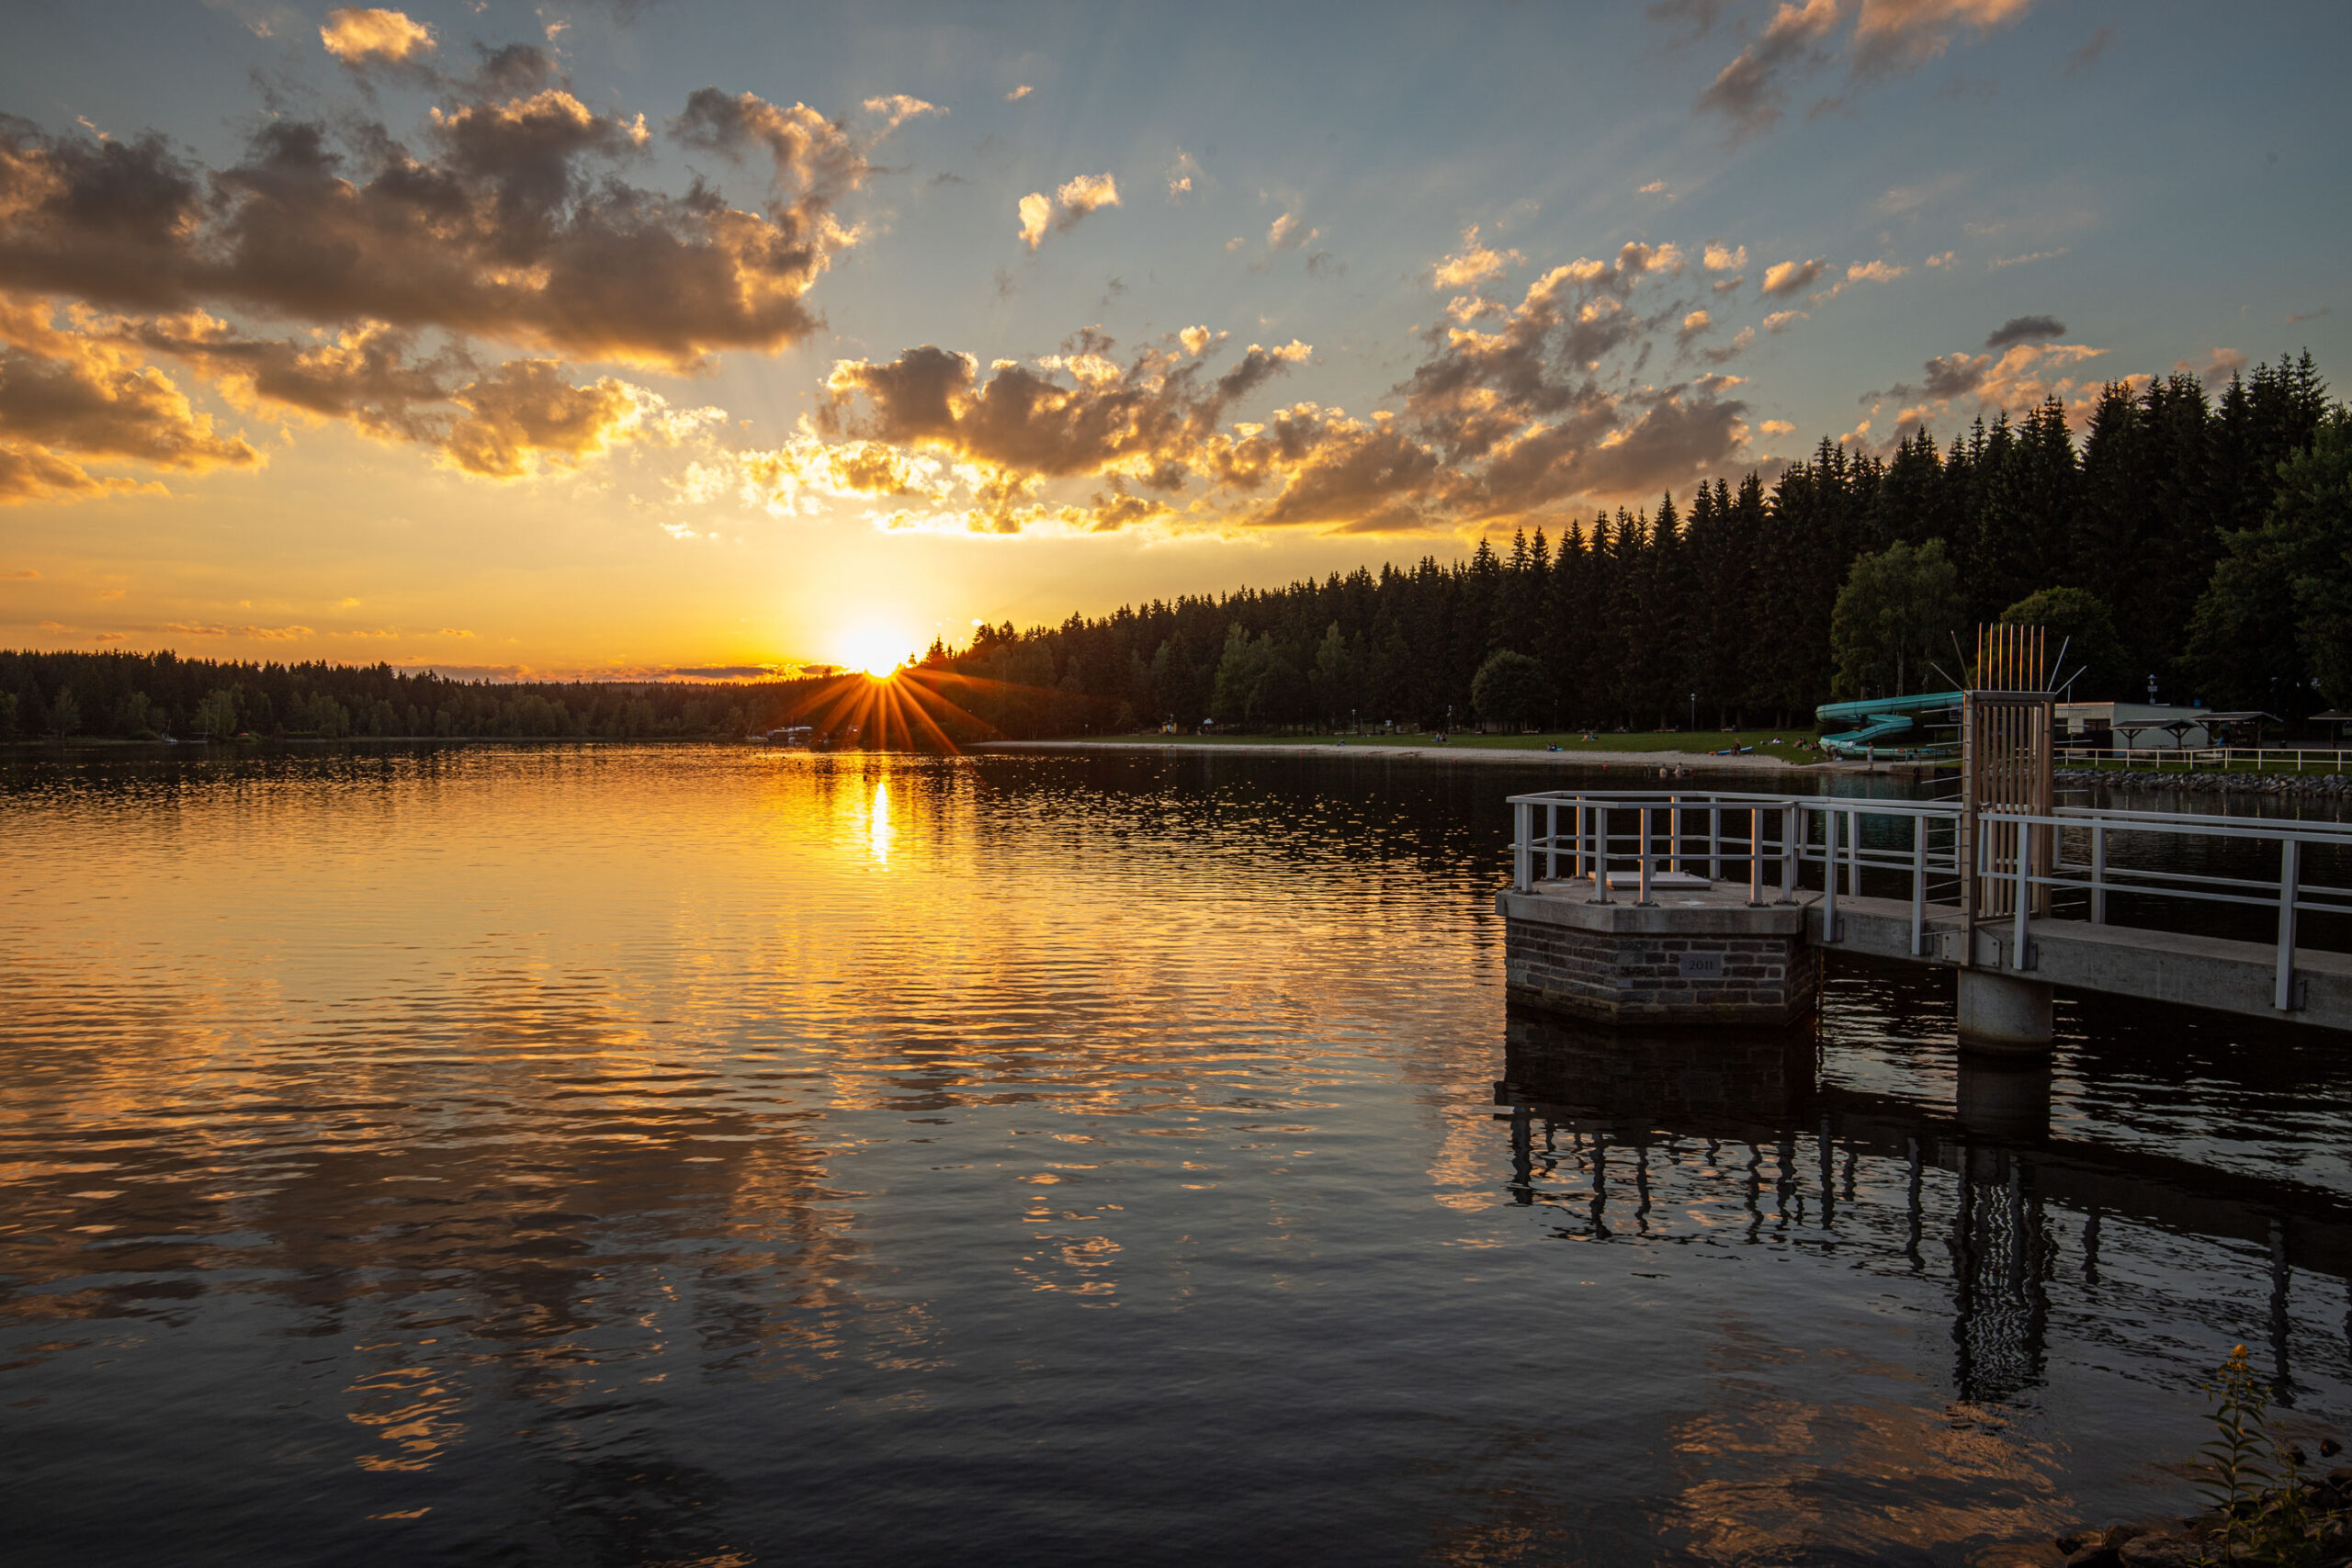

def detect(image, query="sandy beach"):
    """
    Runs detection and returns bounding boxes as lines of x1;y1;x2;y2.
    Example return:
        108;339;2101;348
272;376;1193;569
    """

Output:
970;738;1882;773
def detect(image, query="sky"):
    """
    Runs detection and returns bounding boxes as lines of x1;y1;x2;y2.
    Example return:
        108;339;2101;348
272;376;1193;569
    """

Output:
0;0;2345;679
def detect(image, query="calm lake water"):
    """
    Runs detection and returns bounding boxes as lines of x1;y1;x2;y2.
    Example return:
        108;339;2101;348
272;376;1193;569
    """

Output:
4;744;2348;1566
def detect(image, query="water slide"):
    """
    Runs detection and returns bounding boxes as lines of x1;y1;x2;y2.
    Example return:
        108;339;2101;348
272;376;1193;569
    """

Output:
1814;690;1962;759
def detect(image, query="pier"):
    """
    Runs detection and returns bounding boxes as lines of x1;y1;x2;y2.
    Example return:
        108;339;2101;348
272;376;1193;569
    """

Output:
1498;788;2352;1046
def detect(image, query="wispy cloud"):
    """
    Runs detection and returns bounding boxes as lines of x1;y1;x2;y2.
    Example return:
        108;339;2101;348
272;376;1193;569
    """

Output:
1989;246;2068;269
1694;1;2039;137
2064;24;2115;76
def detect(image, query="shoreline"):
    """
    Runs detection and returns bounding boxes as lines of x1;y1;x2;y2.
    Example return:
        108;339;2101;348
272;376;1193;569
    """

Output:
970;738;1881;773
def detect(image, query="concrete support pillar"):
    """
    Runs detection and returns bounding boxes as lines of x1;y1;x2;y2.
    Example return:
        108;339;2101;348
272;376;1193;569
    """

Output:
1955;1054;2052;1142
1956;968;2053;1053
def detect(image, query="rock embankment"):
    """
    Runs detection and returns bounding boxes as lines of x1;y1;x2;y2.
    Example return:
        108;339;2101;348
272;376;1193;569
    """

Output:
2044;1461;2352;1566
2057;767;2352;798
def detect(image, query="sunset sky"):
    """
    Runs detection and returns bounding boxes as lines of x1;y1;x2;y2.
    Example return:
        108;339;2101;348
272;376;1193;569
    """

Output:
2;0;2345;678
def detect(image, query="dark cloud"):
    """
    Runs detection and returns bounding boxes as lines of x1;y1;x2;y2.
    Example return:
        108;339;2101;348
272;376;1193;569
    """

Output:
1914;352;1992;399
2064;25;2115;76
1646;0;1732;50
1693;0;1839;134
0;64;915;498
819;333;1309;483
1695;0;2041;135
1557;391;1748;499
0;84;873;370
1984;314;2064;349
708;230;1756;536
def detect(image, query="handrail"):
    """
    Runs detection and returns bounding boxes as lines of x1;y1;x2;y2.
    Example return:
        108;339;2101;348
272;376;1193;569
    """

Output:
1506;788;2352;1012
2058;745;2352;772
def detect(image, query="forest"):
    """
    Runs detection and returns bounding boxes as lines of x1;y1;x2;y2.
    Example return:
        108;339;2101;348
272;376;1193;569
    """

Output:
932;352;2349;735
0;651;835;745
4;352;2346;746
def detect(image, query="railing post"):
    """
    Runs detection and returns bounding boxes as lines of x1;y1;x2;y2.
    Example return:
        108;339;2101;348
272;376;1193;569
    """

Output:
1637;806;1654;905
2090;822;2107;925
1780;804;1799;904
1910;813;1926;956
1593;805;1611;904
2276;836;2301;1011
1709;804;1722;881
1822;806;1840;942
1570;800;1585;882
1667;795;1680;874
1544;800;1559;882
1749;807;1764;907
1514;800;1532;892
1846;805;1860;897
2011;818;2031;969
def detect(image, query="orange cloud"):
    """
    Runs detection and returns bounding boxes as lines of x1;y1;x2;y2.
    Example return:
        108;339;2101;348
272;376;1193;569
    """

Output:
1015;174;1119;250
0;296;259;503
320;7;435;66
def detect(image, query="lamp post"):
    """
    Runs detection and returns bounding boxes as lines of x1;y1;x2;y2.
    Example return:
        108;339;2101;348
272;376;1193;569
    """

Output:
1690;692;1696;732
2147;672;2158;705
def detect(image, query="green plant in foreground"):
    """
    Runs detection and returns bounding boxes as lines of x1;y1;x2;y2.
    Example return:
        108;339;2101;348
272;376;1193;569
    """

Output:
2192;1344;2344;1566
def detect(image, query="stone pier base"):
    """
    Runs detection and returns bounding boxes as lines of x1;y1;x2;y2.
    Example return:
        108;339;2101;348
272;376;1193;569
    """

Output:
1497;880;1818;1026
1956;967;2054;1053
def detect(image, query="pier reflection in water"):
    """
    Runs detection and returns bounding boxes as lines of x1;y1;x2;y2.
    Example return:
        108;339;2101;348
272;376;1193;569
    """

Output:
1501;1004;2352;1413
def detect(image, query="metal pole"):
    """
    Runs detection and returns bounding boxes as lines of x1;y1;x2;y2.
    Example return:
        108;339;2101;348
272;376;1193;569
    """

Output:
1780;804;1798;904
1910;812;1926;956
1667;795;1680;874
2090;821;2106;925
1823;806;1839;942
1593;805;1611;904
1637;806;1654;905
1749;807;1764;907
1709;803;1721;880
1544;800;1558;883
1571;800;1585;881
2277;836;2301;1011
1514;800;1532;892
2011;817;2031;969
1846;805;1860;897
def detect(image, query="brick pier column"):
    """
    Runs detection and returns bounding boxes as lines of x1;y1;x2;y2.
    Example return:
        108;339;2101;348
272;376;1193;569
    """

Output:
1497;881;1817;1027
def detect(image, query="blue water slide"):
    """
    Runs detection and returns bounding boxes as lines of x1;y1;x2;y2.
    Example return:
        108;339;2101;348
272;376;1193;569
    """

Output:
1814;690;1962;759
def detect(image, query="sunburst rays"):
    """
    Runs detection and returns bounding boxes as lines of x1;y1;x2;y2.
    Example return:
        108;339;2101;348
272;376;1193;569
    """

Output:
782;665;1084;753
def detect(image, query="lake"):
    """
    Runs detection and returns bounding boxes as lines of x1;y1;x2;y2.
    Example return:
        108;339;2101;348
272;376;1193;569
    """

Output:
4;744;2348;1565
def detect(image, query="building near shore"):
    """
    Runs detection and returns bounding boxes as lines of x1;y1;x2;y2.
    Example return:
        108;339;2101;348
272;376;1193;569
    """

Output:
2056;703;2277;751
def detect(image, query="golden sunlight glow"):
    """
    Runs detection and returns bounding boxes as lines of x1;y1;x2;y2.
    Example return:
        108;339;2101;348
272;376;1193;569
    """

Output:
839;623;912;679
867;780;891;864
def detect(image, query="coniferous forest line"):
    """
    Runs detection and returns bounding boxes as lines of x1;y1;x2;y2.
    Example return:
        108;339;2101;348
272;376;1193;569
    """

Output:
5;353;2348;747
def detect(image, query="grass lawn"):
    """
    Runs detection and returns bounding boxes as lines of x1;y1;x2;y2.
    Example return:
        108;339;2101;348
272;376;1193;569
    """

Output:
1105;728;1825;760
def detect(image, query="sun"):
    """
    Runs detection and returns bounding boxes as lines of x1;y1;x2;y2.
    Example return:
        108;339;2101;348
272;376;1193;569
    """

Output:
838;623;911;679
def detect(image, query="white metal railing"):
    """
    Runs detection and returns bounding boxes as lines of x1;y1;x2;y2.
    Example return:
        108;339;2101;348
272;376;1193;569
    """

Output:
1507;791;1965;960
2058;746;2352;773
1507;790;2352;1012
